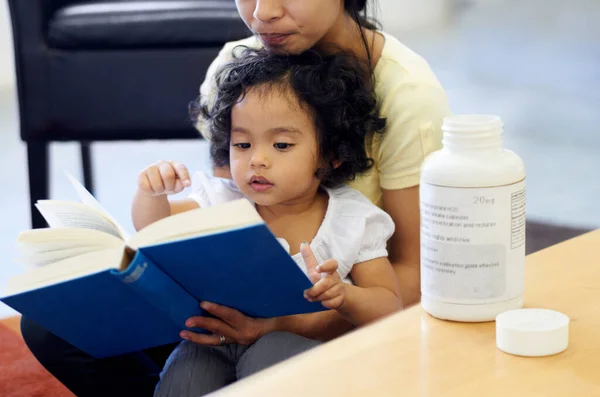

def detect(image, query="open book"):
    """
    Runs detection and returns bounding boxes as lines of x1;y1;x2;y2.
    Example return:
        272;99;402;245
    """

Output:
15;173;258;271
2;174;325;358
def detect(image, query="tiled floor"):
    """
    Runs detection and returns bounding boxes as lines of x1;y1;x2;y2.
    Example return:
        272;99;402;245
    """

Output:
1;0;599;318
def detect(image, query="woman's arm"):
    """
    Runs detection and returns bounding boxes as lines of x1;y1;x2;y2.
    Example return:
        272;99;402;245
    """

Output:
382;186;422;307
182;302;354;345
271;310;354;342
373;77;450;308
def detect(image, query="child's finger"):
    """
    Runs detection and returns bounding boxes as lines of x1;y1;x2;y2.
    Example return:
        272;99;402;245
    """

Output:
304;277;336;299
311;283;345;305
137;172;152;193
321;295;345;310
173;179;183;193
147;166;165;194
171;161;191;187
300;242;320;284
316;258;338;275
158;161;177;192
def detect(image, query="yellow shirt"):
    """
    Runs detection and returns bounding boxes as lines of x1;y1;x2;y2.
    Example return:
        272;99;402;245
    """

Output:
197;32;451;207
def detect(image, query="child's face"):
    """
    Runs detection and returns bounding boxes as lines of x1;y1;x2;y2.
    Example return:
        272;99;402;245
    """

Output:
229;86;322;207
235;0;344;54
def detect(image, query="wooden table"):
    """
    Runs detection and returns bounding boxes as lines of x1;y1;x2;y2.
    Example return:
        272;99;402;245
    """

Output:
214;230;600;396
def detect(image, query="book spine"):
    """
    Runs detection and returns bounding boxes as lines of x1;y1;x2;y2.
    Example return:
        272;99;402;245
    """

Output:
111;251;205;330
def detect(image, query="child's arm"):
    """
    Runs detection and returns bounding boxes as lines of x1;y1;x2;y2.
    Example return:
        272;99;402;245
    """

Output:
303;245;403;326
131;160;199;231
339;257;404;325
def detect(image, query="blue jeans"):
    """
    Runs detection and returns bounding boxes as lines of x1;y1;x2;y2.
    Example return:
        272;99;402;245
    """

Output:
21;316;320;397
154;332;321;397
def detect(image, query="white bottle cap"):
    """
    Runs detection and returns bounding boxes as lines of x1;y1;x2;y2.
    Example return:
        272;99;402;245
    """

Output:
496;308;570;357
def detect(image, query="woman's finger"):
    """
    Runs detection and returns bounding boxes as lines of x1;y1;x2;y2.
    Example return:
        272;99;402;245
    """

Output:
200;302;246;328
186;315;235;339
180;331;233;346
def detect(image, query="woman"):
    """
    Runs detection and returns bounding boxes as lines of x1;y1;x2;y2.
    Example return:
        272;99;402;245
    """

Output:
20;1;450;396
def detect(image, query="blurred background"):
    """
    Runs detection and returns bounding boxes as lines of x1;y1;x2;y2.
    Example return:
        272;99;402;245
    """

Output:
1;0;599;318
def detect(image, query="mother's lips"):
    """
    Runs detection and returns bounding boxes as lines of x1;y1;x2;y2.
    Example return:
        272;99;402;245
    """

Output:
259;33;291;45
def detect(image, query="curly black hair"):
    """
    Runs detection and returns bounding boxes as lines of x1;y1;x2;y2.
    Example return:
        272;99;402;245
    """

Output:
192;47;386;188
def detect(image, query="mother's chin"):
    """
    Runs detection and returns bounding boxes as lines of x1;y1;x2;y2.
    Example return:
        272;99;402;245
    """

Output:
256;34;309;55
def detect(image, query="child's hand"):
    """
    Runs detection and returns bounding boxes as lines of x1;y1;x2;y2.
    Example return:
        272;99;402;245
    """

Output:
301;243;346;310
137;160;191;196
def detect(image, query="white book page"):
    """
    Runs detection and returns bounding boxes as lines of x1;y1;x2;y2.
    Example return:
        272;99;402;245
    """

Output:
4;248;123;295
126;199;263;250
65;172;130;240
17;228;124;253
35;201;123;239
16;241;112;255
15;246;102;269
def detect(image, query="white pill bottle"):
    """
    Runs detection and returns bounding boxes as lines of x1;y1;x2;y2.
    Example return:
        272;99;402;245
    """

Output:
420;115;526;322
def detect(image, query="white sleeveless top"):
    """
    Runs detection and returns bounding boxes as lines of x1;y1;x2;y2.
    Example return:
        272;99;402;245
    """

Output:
189;172;395;284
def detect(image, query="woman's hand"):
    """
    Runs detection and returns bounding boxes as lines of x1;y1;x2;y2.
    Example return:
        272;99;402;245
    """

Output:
181;302;276;346
301;243;346;310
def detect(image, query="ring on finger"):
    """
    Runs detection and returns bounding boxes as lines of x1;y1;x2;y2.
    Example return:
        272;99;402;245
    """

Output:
219;335;226;346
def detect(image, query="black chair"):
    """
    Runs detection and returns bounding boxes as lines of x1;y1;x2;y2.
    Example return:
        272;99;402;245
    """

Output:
7;0;250;228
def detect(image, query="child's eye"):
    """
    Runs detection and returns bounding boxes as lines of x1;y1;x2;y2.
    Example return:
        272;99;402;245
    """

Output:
232;143;251;149
274;143;293;150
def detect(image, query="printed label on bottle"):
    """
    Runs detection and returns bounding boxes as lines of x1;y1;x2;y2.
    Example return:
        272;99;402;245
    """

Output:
420;180;526;304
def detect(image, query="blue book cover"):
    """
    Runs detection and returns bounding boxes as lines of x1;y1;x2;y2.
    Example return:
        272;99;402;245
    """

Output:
141;224;323;319
1;251;205;358
1;201;326;358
